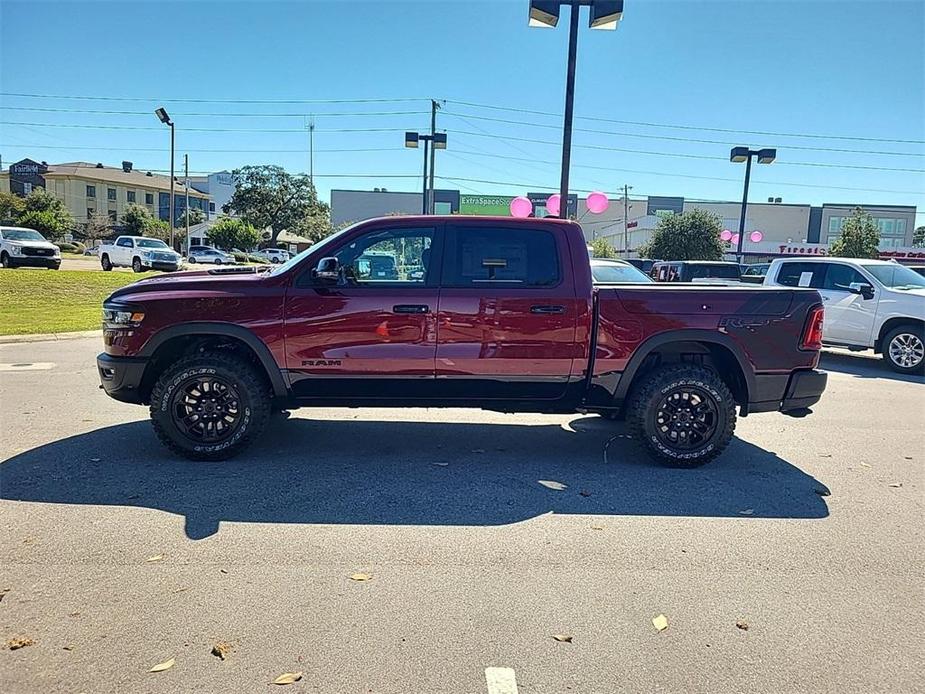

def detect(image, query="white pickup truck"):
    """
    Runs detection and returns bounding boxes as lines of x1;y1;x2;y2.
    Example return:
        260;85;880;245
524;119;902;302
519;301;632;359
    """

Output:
764;257;925;373
99;236;182;273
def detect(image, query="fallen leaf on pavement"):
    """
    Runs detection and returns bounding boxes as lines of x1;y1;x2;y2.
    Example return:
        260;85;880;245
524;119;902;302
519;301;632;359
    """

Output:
149;657;175;672
211;642;232;660
539;480;567;491
552;634;573;643
6;637;34;650
652;614;669;632
818;454;832;458
63;645;74;651
272;671;303;685
349;573;372;582
735;620;749;631
738;509;754;515
889;483;903;488
219;569;228;574
590;525;604;531
68;611;80;617
860;462;871;468
0;588;10;602
904;456;913;460
146;554;164;563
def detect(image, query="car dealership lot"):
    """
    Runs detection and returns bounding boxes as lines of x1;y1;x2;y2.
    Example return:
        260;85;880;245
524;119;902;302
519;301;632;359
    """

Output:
1;338;922;694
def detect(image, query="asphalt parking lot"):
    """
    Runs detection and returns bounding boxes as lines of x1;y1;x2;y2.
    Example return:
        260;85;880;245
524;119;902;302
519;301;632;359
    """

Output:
1;338;922;693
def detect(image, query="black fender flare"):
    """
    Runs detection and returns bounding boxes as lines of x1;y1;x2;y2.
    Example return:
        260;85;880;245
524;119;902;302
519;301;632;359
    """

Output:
613;329;754;403
139;322;289;399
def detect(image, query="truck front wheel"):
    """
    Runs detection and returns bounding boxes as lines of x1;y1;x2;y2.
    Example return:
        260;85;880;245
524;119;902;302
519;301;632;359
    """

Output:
149;352;272;461
626;364;736;467
132;257;144;273
101;254;112;271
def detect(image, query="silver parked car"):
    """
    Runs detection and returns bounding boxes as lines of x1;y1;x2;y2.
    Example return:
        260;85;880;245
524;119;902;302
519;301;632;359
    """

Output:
187;246;236;265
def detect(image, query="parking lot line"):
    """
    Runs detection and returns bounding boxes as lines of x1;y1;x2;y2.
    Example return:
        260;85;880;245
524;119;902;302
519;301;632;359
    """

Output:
485;667;519;694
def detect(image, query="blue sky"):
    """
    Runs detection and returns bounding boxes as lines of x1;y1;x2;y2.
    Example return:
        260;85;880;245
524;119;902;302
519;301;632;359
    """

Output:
1;0;923;223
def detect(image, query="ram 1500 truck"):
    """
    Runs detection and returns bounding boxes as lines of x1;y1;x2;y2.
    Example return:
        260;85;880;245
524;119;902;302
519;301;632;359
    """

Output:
97;216;828;466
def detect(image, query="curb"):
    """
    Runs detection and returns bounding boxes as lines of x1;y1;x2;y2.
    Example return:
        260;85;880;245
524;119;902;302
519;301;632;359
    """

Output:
0;330;102;345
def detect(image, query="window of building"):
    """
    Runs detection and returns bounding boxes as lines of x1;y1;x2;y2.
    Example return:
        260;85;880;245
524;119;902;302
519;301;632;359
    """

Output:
828;217;843;233
107;188;116;201
443;225;560;287
434;201;452;215
127;190;136;203
775;261;826;288
897;219;906;234
86;185;96;198
145;193;154;205
209;201;216;213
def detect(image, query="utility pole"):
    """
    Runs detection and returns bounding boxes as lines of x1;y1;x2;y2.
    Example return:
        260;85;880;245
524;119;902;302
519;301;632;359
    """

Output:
427;100;440;214
169;124;175;249
622;184;632;255
184;154;190;254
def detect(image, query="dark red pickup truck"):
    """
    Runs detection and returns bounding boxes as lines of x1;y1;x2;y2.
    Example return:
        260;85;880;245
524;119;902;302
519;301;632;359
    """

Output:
97;216;827;466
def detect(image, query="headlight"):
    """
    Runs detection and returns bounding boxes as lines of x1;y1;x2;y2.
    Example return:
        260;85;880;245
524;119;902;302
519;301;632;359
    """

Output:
9;245;23;256
53;247;61;257
102;307;145;329
141;251;154;260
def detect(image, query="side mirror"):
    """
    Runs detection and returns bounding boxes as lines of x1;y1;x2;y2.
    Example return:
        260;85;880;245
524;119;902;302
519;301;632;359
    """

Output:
848;282;875;300
312;257;340;282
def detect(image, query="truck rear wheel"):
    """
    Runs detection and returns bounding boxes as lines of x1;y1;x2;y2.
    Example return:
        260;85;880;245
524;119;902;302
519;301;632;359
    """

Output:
149;352;271;461
626;364;735;467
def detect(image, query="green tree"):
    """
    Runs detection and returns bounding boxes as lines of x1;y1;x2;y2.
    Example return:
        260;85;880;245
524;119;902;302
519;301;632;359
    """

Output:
224;165;331;244
0;190;25;223
639;209;725;261
829;207;881;259
122;203;156;235
80;212;113;241
16;189;74;240
206;217;262;250
177;206;205;228
913;226;925;248
590;236;617;258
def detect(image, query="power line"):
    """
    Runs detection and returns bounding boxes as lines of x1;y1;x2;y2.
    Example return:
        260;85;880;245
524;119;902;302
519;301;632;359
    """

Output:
0;121;419;134
0;92;427;105
448;148;925;196
0;143;405;154
442;111;925;158
449;130;925;173
444;99;925;145
0;106;429;118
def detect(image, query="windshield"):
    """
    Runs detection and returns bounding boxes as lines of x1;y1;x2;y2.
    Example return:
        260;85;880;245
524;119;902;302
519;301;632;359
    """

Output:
269;222;359;276
591;261;654;284
2;229;46;242
861;263;925;289
135;238;169;249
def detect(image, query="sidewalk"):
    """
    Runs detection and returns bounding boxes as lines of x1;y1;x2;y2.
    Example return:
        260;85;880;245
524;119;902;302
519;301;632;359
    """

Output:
0;330;102;345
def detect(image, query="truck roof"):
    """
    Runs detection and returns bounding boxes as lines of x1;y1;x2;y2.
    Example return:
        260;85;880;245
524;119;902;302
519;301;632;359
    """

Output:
769;257;898;266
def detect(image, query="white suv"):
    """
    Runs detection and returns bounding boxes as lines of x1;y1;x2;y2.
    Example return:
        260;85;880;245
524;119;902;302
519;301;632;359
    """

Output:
253;248;290;264
764;257;925;373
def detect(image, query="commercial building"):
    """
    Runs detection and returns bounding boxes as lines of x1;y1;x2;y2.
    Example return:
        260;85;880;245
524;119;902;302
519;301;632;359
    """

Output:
186;171;236;219
330;187;919;261
0;158;209;226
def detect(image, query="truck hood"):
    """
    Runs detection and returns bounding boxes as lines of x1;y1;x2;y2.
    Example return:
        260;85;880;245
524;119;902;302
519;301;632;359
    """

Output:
5;239;58;251
107;267;273;301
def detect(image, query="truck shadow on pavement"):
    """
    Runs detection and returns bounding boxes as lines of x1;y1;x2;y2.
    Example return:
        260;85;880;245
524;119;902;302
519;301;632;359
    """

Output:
0;416;830;539
819;351;925;385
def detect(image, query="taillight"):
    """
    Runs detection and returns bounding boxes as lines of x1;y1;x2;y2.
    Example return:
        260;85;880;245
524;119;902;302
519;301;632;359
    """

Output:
801;305;824;350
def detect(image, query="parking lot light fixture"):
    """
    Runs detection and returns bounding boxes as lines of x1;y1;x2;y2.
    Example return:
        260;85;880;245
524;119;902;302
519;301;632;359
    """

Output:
730;146;777;262
155;106;175;248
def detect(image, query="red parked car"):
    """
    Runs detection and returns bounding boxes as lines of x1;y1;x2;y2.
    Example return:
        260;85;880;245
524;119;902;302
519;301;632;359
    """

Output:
97;216;827;467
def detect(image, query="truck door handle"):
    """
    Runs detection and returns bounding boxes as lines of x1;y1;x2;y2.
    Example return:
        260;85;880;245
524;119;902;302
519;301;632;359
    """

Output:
393;304;430;314
530;305;566;314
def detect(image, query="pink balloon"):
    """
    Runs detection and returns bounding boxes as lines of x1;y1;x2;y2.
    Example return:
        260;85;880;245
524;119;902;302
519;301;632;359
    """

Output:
586;191;609;214
720;229;733;242
510;196;532;218
731;233;740;245
545;194;561;217
750;230;763;243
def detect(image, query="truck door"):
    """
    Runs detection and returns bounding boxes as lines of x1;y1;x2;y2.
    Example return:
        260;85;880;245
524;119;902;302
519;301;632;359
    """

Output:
116;236;133;264
435;221;580;400
818;262;878;346
283;222;441;399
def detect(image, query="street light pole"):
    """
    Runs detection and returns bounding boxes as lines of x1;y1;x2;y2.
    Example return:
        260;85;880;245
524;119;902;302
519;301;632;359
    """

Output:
421;137;430;215
529;1;624;220
184;153;190;254
404;130;447;215
730;146;776;263
558;4;580;220
428;100;440;214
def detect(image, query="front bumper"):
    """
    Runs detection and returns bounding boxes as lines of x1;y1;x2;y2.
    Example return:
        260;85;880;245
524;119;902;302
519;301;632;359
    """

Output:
97;352;148;404
7;256;61;269
748;369;828;415
147;261;181;272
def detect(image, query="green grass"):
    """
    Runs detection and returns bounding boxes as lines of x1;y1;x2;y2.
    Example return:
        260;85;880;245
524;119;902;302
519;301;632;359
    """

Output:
0;269;157;335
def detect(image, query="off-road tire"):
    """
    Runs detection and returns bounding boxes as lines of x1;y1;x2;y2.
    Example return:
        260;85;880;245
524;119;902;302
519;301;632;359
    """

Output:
149;352;272;461
883;324;925;374
100;254;113;271
626;364;736;467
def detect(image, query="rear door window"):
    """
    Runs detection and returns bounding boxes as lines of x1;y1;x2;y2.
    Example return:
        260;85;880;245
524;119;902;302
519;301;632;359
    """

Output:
775;262;826;288
443;225;560;287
